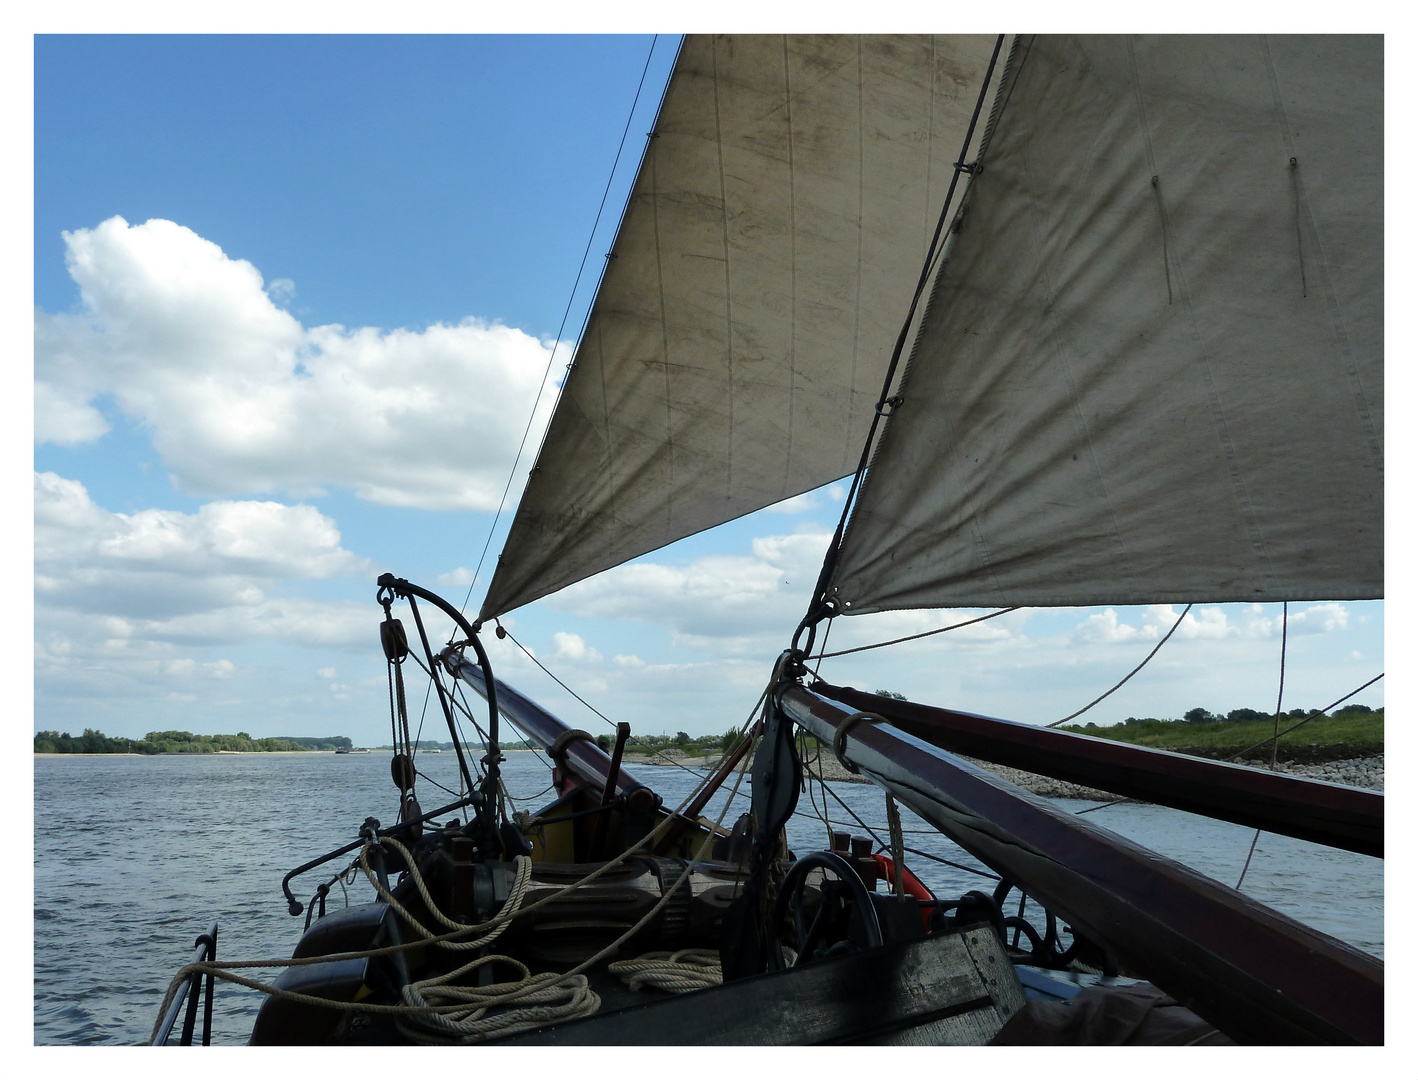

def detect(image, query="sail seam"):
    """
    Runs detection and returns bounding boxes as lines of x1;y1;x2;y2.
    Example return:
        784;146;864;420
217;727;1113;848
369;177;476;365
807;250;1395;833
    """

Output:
714;36;735;503
1261;35;1384;489
655;69;673;537
1005;36;1140;596
784;34;798;495
829;36;1022;614
1129;35;1275;595
848;36;864;446
804;34;1010;623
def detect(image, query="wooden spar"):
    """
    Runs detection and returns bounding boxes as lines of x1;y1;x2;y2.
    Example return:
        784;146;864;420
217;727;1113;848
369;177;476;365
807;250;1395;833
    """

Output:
653;718;762;853
451;658;660;815
778;683;1383;1045
815;682;1382;858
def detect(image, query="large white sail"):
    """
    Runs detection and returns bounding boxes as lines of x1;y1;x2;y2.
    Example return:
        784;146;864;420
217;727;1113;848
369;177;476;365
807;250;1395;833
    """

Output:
480;34;1002;620
827;35;1382;614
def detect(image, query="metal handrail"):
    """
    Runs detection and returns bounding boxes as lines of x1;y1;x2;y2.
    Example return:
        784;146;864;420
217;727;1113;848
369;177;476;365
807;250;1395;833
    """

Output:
153;922;218;1046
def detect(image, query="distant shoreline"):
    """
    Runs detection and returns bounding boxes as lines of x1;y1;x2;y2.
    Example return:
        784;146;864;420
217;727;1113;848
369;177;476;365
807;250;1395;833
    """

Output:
33;747;545;758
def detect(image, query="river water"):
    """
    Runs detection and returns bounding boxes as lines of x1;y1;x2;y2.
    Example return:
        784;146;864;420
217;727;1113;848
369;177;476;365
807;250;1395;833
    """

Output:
33;749;1383;1045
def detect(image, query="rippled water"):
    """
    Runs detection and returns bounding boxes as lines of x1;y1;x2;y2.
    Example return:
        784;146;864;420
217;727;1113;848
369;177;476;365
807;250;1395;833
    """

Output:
34;750;1382;1045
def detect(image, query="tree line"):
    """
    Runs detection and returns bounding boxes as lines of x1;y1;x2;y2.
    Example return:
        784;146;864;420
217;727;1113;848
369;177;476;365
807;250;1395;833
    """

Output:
34;729;353;754
1089;703;1378;729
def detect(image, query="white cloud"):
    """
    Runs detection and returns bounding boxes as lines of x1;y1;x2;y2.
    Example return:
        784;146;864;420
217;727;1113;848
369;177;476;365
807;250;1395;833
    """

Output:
548;528;832;649
763;491;820;513
435;566;478;588
35;471;372;644
1281;603;1349;635
549;631;602;664
35;217;562;510
317;667;338;680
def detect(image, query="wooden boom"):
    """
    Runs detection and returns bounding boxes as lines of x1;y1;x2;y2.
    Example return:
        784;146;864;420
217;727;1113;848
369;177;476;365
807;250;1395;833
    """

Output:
778;682;1383;1045
815;682;1381;858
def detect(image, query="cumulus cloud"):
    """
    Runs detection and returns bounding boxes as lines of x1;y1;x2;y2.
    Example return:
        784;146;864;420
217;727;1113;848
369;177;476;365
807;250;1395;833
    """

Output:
548;631;602;664
547;527;832;649
35;217;562;509
35;471;373;645
1068;603;1347;647
436;566;478;588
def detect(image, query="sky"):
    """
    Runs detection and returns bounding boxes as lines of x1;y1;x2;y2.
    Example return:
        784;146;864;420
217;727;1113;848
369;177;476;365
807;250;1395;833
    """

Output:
30;32;1388;751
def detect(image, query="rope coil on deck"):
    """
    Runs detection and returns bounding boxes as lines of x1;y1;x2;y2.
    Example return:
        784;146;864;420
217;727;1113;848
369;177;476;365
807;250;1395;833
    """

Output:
608;948;723;994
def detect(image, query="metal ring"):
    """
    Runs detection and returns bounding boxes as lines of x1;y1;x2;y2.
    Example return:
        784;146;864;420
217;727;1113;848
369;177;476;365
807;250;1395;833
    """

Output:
547;729;595;760
832;712;886;774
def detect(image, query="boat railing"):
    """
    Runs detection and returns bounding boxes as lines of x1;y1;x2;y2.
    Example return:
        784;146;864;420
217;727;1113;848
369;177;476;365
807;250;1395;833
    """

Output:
152;922;218;1046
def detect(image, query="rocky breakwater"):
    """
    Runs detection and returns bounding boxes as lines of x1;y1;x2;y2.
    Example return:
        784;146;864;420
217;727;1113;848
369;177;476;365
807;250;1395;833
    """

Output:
1270;755;1384;791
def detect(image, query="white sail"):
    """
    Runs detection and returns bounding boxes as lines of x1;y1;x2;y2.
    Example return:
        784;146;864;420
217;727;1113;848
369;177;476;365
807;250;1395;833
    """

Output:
480;34;1003;620
827;35;1382;614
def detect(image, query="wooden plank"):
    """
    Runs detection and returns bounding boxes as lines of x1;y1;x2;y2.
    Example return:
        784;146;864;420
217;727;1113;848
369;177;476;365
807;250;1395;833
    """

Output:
494;927;1024;1045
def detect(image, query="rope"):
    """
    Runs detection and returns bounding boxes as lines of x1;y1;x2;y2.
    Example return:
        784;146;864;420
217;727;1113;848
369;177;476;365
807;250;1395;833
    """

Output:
463;34;666;616
1047;604;1192;727
1268;602;1289;771
153;728;760;1044
1238;602;1289;890
817;607;1019;659
608;949;723;994
153;704;758;1036
795;34;1007;641
398;958;600;1043
396;729;759;1041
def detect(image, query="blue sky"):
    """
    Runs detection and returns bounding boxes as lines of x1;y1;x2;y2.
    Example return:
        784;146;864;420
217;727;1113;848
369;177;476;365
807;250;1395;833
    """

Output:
32;33;1385;748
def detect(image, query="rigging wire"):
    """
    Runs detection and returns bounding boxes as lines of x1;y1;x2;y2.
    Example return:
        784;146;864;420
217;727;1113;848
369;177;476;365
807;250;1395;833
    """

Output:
1046;603;1193;728
462;34;666;617
491;621;714;780
1227;672;1384;763
800;740;999;882
1269;602;1290;770
1237;602;1287;890
817;606;1019;660
492;623;618;731
795;33;1007;641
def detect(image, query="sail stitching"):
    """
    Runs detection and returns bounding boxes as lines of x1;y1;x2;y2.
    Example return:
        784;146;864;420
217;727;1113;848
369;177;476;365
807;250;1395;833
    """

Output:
997;36;1141;598
798;33;1008;630
1261;36;1383;486
464;35;666;617
847;37;864;449
1129;36;1276;596
824;36;1022;615
715;36;735;503
784;35;798;495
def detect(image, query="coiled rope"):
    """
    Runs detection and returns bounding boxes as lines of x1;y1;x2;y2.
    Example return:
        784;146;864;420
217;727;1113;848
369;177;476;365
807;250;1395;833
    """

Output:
607;949;722;993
